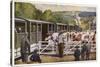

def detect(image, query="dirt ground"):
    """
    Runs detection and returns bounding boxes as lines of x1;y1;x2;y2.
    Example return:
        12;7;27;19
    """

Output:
15;52;96;64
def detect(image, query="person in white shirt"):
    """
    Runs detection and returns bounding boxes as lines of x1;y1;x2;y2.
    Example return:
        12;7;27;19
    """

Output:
45;32;54;46
51;32;59;53
52;32;59;44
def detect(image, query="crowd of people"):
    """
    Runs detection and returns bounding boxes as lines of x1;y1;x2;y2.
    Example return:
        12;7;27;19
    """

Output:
19;30;96;63
45;30;96;60
20;32;41;63
74;41;92;61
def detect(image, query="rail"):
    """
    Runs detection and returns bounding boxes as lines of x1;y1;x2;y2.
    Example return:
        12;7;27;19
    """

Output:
14;41;96;60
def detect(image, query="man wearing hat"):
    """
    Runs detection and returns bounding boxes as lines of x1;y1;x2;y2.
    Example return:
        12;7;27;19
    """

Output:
74;46;81;61
81;41;88;60
58;30;65;58
86;41;91;60
20;32;30;63
30;49;41;63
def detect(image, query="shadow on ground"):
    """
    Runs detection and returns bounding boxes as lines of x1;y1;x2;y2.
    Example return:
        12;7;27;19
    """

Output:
15;52;96;64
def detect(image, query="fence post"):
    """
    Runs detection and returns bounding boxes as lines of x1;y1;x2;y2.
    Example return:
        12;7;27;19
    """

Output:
38;41;41;54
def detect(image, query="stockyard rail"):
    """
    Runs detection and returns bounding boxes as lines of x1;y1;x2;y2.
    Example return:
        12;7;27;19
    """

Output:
15;40;96;60
14;18;95;60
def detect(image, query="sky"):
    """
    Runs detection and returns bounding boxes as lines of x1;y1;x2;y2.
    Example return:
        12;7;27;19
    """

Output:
14;0;96;12
34;4;96;12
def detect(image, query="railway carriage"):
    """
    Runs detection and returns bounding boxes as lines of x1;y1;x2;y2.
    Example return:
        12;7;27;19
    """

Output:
14;17;96;60
15;17;82;51
15;18;56;49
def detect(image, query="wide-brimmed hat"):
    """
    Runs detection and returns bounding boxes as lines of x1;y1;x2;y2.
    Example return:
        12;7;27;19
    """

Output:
33;49;38;53
75;46;79;48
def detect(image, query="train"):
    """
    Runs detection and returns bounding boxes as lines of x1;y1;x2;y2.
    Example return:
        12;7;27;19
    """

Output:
14;17;82;49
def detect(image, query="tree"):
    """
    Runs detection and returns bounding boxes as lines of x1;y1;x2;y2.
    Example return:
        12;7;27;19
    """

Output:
52;13;63;23
63;16;76;25
15;2;23;17
41;10;54;22
80;18;90;31
35;9;42;20
22;3;37;19
15;2;37;19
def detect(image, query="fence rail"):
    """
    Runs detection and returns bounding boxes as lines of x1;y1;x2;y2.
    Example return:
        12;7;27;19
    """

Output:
14;41;96;59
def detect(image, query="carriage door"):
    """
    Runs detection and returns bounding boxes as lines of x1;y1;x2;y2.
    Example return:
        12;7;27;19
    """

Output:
42;24;48;41
15;20;26;58
37;24;42;42
27;21;30;42
15;21;26;49
30;23;37;44
57;25;60;32
48;24;54;33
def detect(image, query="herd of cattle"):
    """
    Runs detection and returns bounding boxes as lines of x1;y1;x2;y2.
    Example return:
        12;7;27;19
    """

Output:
45;31;96;46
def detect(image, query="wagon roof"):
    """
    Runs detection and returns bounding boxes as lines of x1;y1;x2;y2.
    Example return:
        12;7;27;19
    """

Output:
27;19;54;24
15;18;26;22
15;18;54;24
56;23;67;25
15;18;68;25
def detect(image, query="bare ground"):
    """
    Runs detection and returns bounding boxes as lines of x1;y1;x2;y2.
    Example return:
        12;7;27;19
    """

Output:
15;52;96;64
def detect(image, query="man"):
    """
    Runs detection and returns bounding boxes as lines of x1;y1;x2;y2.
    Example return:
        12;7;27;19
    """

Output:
45;32;55;48
86;41;91;60
58;30;65;58
51;32;59;53
20;32;30;63
81;41;88;60
74;46;81;61
52;32;59;43
30;49;41;63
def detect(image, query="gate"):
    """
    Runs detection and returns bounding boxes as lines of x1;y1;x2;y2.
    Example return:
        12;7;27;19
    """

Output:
64;41;96;55
38;41;57;55
38;41;96;55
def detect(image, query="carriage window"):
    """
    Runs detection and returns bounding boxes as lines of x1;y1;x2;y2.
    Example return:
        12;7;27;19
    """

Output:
64;26;66;30
52;25;54;31
15;22;25;33
60;25;62;30
57;25;60;31
49;24;54;31
37;24;41;32
49;24;52;31
31;24;36;32
61;26;64;30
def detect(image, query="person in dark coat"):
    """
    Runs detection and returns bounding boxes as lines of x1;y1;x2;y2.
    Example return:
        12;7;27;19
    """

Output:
81;41;88;60
30;49;41;63
74;46;81;61
86;42;91;60
58;31;64;58
20;32;30;63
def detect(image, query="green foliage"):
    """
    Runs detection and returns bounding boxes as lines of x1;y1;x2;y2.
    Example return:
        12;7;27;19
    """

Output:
15;2;22;17
63;16;76;25
67;19;76;25
15;2;95;28
52;12;76;25
35;9;42;20
15;2;37;19
80;18;90;30
22;3;37;19
41;10;54;22
52;13;64;23
14;2;78;25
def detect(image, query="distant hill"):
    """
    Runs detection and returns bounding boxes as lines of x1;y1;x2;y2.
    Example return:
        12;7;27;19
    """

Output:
79;12;96;17
53;11;96;17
